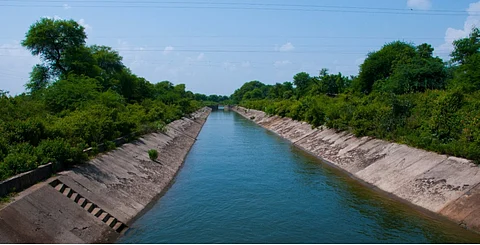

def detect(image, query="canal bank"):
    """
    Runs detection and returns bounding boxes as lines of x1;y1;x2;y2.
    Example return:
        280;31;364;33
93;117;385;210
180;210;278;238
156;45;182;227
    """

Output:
232;106;480;235
0;107;211;243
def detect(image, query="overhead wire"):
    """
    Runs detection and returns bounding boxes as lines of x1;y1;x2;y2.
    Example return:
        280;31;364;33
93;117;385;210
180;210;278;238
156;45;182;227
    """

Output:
0;1;476;16
0;47;453;55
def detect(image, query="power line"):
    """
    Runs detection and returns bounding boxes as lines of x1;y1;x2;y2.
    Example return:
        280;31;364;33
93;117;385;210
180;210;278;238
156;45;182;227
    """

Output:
0;0;473;14
0;35;456;40
0;47;453;54
1;0;476;15
0;2;475;16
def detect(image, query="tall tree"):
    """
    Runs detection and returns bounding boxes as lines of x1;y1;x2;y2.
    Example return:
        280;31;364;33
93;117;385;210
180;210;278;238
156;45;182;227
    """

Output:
22;18;87;76
354;41;416;94
293;72;312;97
451;27;480;65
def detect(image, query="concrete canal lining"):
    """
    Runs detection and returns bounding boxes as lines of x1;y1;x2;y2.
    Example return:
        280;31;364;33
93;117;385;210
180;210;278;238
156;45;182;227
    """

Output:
232;106;480;234
0;107;211;243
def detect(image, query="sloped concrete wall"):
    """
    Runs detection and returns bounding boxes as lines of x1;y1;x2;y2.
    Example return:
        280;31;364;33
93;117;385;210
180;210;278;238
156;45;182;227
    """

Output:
0;107;211;243
232;106;480;234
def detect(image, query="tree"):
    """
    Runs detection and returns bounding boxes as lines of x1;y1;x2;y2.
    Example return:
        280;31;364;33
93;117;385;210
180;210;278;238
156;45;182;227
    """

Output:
0;90;8;97
378;44;446;94
354;41;416;94
22;18;87;76
317;71;350;95
451;27;480;65
90;45;124;79
44;75;100;112
450;53;480;91
293;72;312;96
417;43;434;59
26;64;50;93
231;81;266;103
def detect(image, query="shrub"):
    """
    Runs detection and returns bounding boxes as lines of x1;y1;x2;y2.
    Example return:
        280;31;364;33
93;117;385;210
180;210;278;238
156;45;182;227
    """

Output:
105;141;116;151
35;138;87;169
2;152;38;179
148;149;158;161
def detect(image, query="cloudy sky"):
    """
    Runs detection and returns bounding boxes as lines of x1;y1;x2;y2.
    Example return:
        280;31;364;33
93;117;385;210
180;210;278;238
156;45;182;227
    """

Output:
1;0;479;96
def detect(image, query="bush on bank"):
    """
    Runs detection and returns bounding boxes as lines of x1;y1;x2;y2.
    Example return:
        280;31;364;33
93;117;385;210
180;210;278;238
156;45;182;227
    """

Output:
234;29;480;163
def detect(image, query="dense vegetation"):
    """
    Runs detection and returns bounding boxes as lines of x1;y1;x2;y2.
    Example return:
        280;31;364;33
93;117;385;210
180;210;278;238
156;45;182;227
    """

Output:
233;28;480;163
0;18;222;181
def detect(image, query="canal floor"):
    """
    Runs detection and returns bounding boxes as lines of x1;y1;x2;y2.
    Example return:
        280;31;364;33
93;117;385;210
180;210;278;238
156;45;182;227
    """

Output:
118;110;480;243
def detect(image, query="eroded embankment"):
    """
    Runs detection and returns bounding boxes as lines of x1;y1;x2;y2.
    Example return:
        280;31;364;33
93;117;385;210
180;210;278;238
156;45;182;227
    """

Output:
232;106;480;234
0;107;211;243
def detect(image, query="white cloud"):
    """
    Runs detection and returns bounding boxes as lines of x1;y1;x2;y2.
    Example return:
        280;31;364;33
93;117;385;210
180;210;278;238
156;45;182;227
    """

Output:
78;19;92;31
274;60;292;67
407;0;432;10
436;1;480;58
278;42;295;52
163;46;174;55
63;4;71;9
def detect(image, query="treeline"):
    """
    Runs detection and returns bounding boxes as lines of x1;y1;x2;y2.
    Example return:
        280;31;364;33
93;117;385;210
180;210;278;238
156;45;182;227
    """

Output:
233;28;480;163
194;94;231;106
0;18;222;181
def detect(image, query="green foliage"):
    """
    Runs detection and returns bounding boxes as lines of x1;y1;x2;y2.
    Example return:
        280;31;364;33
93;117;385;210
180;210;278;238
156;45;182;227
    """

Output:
26;64;50;93
5;117;46;146
451;27;480;65
2;144;37;177
105;141;116;151
22;17;87;76
44;75;100;113
35;138;86;168
355;41;417;94
315;70;351;95
0;18;202;181
148;149;159;161
449;53;480;92
235;33;480;163
293;72;313;96
231;81;268;103
90;45;124;81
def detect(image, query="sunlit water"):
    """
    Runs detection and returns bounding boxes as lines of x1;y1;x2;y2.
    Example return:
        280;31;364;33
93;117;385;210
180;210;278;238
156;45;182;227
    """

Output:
118;111;480;243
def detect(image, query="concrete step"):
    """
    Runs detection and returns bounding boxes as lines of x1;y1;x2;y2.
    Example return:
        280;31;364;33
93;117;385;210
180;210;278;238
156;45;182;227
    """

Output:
92;208;102;217
84;203;94;212
62;187;72;198
77;197;87;207
49;179;129;234
98;212;111;222
54;183;65;192
113;222;126;233
69;193;79;202
106;217;117;228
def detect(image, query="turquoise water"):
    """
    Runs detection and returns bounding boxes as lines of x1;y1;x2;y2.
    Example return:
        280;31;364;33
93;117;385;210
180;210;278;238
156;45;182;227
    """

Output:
119;111;480;244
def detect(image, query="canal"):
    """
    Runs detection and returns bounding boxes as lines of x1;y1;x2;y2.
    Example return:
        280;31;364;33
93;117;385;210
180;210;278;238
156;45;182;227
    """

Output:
119;110;480;243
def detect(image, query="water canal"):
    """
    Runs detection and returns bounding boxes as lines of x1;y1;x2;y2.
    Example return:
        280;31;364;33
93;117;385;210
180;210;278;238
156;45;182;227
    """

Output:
119;110;480;243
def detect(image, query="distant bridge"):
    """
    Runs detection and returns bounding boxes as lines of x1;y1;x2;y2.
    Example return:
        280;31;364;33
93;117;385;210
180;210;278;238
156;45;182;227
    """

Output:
207;105;231;111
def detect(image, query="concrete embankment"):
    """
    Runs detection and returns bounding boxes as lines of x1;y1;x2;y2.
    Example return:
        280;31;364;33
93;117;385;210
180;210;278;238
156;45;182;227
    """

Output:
0;107;211;243
232;106;480;234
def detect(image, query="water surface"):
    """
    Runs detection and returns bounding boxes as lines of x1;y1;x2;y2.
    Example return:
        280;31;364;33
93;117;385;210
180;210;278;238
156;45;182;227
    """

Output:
119;111;480;243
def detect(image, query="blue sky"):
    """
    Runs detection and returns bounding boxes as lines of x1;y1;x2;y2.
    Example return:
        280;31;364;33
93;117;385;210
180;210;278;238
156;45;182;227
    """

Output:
1;0;480;96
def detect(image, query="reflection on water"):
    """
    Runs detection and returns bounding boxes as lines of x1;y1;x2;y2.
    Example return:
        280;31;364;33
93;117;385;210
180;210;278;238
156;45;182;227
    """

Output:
119;111;480;244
